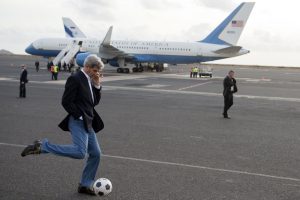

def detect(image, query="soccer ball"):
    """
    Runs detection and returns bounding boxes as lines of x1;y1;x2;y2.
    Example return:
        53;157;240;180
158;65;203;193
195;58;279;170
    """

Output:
93;178;112;196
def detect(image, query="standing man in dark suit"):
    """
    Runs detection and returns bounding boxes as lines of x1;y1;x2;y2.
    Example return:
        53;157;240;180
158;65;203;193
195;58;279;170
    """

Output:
19;65;28;98
223;70;238;119
21;55;105;195
35;60;39;72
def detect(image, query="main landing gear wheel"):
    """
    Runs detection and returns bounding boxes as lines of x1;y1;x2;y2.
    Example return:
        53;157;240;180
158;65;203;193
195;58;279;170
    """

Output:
132;67;143;72
124;68;130;73
117;68;130;73
117;68;124;73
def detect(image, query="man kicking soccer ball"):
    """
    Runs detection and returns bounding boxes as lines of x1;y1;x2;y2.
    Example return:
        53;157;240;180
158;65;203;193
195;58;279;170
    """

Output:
21;54;105;195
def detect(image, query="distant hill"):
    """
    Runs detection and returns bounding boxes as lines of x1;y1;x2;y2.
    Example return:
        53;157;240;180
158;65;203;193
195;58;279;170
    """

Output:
0;49;14;55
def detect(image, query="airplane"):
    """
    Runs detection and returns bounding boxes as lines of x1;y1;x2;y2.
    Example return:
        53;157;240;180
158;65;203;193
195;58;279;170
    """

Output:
25;2;255;73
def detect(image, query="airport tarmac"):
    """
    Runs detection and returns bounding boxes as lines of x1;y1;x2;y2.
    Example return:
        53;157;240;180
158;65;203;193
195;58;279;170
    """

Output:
0;55;300;199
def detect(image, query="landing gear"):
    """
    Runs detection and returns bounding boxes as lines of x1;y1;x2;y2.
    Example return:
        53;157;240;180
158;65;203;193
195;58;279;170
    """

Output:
117;68;130;73
154;64;164;72
124;68;130;73
116;58;130;73
132;64;144;73
117;68;123;73
132;67;138;73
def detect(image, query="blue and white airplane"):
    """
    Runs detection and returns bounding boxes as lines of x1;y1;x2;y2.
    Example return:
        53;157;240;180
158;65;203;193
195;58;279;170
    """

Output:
25;2;255;73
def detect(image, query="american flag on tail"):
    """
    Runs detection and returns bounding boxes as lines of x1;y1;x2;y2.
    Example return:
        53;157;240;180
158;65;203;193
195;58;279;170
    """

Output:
231;20;243;27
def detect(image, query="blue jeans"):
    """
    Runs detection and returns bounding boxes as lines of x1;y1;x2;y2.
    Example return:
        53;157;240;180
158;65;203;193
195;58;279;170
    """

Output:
41;116;101;187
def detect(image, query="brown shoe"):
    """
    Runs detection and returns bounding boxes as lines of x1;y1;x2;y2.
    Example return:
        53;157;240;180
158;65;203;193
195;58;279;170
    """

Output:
78;184;96;196
21;140;42;157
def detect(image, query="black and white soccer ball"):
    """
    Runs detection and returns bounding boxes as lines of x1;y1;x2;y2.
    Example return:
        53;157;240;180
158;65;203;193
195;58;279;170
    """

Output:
93;178;112;196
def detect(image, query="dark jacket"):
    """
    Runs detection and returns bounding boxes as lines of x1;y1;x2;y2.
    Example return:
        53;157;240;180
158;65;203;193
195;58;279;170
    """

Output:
223;76;238;96
58;71;104;133
20;69;28;83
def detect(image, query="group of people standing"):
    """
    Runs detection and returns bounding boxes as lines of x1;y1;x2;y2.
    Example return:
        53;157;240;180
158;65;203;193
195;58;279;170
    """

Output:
20;61;238;119
19;59;80;99
190;66;199;78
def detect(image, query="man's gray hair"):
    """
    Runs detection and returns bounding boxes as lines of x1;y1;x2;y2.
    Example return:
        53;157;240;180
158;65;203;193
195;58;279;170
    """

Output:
83;54;105;70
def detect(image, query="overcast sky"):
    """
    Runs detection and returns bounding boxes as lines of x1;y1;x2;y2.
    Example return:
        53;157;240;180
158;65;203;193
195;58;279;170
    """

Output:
1;0;300;67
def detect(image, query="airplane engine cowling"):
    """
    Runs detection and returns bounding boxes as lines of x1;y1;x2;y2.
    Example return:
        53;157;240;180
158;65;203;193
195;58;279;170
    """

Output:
75;52;91;67
108;60;119;67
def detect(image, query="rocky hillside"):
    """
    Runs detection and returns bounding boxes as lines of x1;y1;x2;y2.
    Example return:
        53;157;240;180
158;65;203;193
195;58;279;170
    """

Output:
0;49;14;55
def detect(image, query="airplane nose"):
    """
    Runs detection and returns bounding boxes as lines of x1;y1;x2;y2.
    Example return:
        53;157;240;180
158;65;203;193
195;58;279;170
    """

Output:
25;44;35;55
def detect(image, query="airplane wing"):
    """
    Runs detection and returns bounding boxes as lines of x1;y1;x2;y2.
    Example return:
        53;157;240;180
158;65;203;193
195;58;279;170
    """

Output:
99;26;134;60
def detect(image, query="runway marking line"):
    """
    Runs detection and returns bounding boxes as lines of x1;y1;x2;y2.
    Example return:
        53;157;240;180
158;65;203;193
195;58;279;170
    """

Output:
190;136;204;140
1;142;300;183
105;86;300;102
178;81;212;91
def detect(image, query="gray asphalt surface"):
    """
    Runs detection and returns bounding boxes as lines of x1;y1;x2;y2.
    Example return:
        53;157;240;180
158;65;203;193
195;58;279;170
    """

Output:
0;55;300;200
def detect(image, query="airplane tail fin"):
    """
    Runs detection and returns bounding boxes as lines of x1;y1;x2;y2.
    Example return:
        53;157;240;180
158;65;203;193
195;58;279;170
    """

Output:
62;17;86;38
201;2;255;46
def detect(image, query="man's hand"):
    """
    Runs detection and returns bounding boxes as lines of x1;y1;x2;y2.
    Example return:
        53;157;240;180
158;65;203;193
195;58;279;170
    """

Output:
91;72;102;87
232;78;236;84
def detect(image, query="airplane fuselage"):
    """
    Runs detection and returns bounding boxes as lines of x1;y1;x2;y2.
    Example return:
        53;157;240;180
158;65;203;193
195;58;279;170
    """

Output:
26;37;249;64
